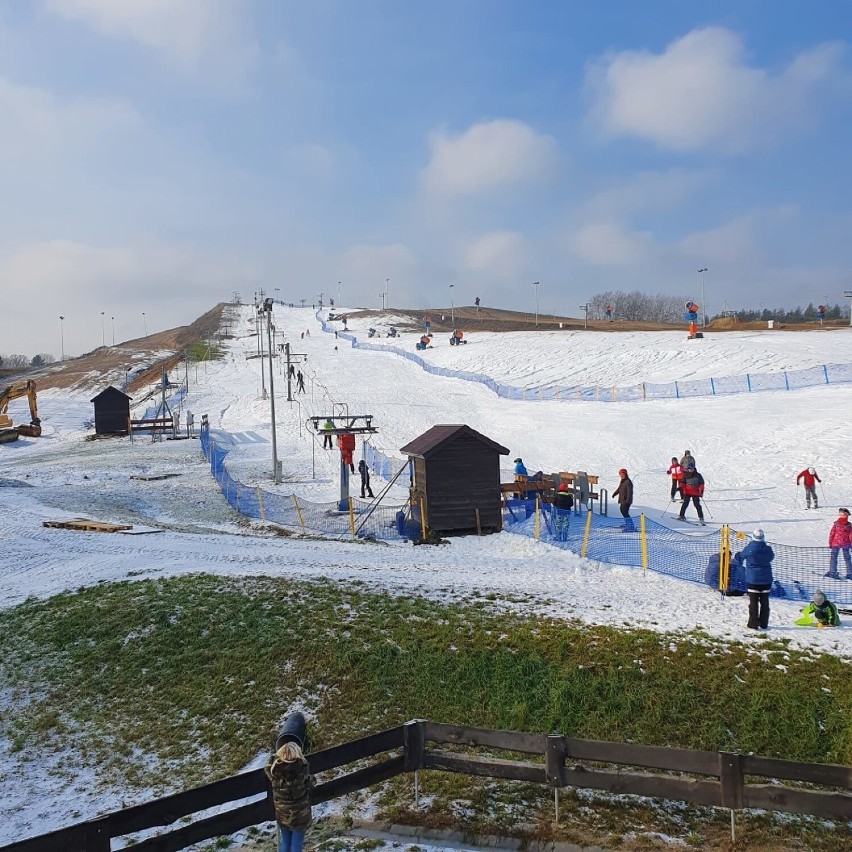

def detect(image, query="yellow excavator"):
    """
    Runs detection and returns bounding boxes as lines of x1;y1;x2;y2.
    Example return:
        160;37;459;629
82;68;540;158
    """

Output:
0;379;42;443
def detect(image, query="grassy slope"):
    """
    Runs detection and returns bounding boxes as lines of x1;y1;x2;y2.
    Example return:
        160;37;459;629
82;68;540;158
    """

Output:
1;575;849;849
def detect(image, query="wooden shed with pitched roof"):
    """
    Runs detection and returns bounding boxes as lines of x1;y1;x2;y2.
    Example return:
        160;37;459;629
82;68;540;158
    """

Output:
91;386;132;435
400;424;509;536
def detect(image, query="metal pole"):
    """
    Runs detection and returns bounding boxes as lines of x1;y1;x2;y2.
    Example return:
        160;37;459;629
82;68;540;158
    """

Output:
449;284;454;325
698;268;708;327
111;316;115;346
142;312;147;337
100;311;105;347
266;309;280;483
385;277;390;309
59;316;65;361
259;308;267;400
533;281;539;327
285;342;293;402
845;291;852;327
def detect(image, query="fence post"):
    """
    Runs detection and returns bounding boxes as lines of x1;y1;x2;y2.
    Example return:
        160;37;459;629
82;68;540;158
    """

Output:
710;378;716;395
784;371;790;390
639;514;648;570
404;719;426;809
641;382;646;400
581;510;593;558
292;494;305;530
823;364;830;384
674;381;680;399
420;497;427;541
84;820;111;851
719;751;744;844
746;373;752;391
347;497;356;535
545;735;565;825
534;497;540;540
256;487;266;522
719;526;730;592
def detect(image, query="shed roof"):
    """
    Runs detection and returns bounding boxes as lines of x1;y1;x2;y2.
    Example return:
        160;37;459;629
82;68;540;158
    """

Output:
399;424;510;459
90;386;132;403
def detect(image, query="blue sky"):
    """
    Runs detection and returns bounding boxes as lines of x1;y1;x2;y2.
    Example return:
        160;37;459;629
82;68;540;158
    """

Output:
2;0;851;358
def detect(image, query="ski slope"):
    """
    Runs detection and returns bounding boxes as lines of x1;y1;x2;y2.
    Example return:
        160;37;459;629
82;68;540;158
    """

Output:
1;302;851;844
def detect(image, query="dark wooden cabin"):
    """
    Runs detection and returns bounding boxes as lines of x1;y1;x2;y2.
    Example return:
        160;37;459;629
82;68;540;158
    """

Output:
400;424;509;536
91;386;132;435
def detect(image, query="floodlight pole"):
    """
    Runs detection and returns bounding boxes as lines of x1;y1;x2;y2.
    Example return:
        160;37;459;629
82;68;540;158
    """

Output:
579;303;589;329
100;311;105;347
59;316;65;361
449;284;454;325
533;281;540;327
845;290;852;327
385;278;390;309
257;305;267;400
263;299;280;483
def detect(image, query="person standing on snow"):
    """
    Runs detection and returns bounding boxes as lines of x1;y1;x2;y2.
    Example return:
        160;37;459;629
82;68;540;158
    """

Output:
739;529;775;630
357;459;374;499
667;456;684;500
679;464;705;525
553;482;574;540
825;507;852;579
680;449;696;469
612;468;634;531
296;370;305;394
796;466;821;509
321;419;334;449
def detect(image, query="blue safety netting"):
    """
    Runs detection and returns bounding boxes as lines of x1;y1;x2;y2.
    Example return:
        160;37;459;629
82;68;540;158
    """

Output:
200;427;410;541
501;502;852;606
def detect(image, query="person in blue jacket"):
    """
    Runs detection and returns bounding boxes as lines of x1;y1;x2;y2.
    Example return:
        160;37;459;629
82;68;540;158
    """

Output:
738;529;775;630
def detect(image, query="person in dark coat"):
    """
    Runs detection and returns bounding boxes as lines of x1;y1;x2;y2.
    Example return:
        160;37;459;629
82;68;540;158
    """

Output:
358;459;374;498
738;529;775;630
296;371;305;393
680;450;695;469
553;482;574;541
612;468;634;531
265;741;314;852
679;464;705;524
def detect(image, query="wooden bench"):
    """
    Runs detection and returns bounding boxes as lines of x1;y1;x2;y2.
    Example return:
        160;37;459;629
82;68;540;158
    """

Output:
129;418;173;432
500;471;602;505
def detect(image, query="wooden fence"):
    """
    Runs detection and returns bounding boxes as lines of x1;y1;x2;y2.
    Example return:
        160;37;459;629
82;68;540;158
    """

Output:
2;721;850;851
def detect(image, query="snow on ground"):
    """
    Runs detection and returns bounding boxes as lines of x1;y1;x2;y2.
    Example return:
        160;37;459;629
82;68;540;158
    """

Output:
1;303;851;844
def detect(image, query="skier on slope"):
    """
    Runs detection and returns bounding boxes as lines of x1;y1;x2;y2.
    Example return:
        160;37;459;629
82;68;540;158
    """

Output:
825;508;852;579
680;449;696;469
678;463;705;525
796;466;821;509
667;456;684;500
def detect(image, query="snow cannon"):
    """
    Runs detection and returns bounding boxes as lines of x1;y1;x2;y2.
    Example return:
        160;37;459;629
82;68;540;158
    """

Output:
367;327;377;338
387;327;399;338
275;711;307;751
416;335;431;350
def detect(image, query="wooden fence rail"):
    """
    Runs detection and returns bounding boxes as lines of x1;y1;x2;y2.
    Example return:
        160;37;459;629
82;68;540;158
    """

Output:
2;721;850;851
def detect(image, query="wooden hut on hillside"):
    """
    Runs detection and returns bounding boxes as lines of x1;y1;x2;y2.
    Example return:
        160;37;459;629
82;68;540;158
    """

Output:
400;424;509;536
91;386;132;435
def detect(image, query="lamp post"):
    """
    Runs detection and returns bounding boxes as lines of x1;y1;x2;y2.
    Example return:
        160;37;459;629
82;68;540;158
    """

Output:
100;311;105;347
338;281;342;306
579;303;589;329
142;312;148;337
111;316;115;346
449;284;455;325
844;290;852;327
274;287;280;304
385;278;390;310
378;291;386;310
532;281;540;327
59;316;65;361
697;268;708;327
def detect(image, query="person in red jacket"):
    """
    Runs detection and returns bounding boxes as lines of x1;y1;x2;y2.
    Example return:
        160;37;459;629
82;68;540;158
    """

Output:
825;508;852;579
796;466;821;509
678;464;705;525
667;456;684;499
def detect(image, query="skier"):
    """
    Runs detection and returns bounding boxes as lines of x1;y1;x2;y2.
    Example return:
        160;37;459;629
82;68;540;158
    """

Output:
357;459;375;499
680;449;696;469
296;370;305;394
738;529;775;630
612;468;634;532
289;364;296;379
321;419;334;449
678;464;705;525
796;466;821;509
825;507;852;579
667;456;684;500
797;590;841;628
553;483;574;541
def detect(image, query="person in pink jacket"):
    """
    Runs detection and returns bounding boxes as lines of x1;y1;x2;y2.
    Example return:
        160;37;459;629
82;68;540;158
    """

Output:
825;508;852;579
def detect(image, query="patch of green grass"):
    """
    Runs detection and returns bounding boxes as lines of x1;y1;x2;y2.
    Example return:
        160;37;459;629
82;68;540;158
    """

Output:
186;340;224;362
0;575;849;849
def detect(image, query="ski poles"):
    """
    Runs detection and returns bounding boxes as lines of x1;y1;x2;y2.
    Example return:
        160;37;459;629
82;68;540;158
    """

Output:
819;482;827;507
699;497;715;519
659;496;674;518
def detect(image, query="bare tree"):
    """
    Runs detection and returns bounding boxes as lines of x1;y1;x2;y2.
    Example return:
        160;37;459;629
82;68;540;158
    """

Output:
588;290;686;323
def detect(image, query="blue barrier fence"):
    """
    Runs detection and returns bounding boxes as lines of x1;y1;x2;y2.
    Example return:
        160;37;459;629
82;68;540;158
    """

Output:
502;499;852;607
314;310;852;403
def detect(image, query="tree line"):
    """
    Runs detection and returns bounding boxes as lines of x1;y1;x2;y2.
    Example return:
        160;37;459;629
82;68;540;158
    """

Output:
0;353;56;370
590;291;850;324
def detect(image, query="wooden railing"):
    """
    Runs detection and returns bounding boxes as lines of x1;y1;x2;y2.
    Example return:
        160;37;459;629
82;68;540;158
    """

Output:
3;722;850;851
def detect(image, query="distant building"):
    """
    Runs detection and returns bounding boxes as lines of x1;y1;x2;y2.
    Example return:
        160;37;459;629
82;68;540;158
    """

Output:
400;424;509;536
91;386;132;435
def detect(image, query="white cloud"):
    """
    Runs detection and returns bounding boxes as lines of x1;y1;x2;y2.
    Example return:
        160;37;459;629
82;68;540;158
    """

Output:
0;76;139;164
463;231;528;279
572;221;654;267
422;120;558;196
584;169;709;218
587;27;844;152
45;0;258;79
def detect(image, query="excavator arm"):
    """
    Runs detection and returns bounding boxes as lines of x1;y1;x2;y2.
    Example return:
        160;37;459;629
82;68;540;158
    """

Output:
0;379;41;441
